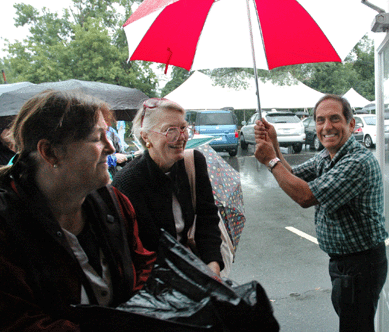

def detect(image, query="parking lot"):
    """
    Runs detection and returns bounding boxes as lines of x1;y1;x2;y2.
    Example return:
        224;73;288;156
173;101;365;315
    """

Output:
218;141;389;331
221;144;338;331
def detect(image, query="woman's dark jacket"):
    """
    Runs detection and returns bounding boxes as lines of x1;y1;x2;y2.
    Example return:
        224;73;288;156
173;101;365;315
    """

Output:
112;149;223;268
0;178;156;331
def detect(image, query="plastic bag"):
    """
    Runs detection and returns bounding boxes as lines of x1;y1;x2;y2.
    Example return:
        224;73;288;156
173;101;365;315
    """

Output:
76;230;279;332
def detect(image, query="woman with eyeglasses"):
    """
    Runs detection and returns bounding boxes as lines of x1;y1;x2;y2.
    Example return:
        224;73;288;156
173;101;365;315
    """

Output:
0;90;156;331
112;98;224;276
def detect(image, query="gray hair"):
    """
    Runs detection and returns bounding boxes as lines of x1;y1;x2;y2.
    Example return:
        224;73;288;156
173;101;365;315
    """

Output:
132;98;186;149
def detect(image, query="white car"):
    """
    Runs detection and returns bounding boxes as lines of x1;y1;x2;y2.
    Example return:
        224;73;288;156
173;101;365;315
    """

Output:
240;111;305;153
354;114;378;148
354;113;389;148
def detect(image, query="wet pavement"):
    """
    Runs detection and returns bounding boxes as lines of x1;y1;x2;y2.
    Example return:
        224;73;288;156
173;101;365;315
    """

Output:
218;144;338;332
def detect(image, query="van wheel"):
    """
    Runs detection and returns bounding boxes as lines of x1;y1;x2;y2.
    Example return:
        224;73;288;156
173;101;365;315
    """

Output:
240;134;248;150
229;149;238;157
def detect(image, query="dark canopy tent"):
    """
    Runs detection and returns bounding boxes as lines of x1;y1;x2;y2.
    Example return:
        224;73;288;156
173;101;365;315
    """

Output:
0;79;148;121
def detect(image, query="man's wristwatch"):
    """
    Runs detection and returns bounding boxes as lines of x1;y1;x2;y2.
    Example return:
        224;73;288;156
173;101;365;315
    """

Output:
267;157;281;173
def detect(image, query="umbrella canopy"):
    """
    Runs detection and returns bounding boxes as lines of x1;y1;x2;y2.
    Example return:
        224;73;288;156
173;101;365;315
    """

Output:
124;0;375;71
0;79;149;121
123;0;375;114
343;88;371;108
196;144;245;252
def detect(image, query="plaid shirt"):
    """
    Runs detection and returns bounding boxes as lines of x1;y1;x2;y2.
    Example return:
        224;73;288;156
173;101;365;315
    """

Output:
293;135;388;255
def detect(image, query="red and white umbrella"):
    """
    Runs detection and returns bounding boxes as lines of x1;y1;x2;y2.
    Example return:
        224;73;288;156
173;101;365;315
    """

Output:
123;0;377;112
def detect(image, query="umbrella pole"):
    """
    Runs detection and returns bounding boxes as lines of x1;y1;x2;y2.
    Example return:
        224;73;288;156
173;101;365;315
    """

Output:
245;0;261;119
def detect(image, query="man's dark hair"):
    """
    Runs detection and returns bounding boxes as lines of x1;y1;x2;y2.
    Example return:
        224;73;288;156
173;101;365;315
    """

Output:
313;94;353;123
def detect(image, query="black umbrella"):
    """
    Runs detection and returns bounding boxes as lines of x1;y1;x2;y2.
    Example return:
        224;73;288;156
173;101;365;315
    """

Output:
0;79;149;121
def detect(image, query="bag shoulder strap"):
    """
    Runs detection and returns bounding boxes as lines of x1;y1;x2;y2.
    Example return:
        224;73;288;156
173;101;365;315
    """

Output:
184;149;196;210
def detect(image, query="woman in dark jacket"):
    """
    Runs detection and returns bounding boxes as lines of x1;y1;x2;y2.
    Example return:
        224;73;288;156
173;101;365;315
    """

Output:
113;98;223;275
0;90;156;331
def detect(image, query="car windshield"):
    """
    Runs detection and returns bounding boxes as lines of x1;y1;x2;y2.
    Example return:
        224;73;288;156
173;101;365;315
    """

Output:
198;113;234;125
364;116;376;125
266;114;300;124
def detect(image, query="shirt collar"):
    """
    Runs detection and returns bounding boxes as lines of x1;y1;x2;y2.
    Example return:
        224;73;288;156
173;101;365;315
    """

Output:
320;134;356;164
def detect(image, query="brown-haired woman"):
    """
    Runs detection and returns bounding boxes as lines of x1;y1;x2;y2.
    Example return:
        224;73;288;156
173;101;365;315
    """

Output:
0;90;156;331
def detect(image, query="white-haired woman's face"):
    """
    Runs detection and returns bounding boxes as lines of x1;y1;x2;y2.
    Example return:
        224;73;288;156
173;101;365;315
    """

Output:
143;110;188;172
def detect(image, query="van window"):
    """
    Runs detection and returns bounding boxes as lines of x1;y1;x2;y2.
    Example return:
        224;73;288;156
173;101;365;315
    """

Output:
197;112;235;126
266;114;300;124
248;113;259;125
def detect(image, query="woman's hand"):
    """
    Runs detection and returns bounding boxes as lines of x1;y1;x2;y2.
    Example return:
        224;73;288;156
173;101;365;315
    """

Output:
115;153;128;164
207;261;221;276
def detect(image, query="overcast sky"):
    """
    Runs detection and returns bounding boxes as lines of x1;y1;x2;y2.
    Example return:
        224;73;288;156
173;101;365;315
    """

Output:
0;1;76;58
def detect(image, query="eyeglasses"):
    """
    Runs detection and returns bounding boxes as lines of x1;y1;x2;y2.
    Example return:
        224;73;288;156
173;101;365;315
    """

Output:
150;126;190;143
140;98;167;128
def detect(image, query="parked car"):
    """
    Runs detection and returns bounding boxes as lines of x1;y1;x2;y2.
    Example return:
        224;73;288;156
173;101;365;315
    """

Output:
303;116;364;151
302;116;323;151
354;114;378;148
240;111;305;153
185;109;239;156
353;125;365;145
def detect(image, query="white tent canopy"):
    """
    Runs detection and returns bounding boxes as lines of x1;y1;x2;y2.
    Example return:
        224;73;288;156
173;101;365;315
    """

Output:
164;71;324;110
342;88;371;108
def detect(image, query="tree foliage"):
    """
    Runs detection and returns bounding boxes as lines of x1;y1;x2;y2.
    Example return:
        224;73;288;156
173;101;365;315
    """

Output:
1;0;158;97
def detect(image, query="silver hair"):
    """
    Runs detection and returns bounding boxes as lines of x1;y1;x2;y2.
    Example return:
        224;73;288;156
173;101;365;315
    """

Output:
132;99;186;149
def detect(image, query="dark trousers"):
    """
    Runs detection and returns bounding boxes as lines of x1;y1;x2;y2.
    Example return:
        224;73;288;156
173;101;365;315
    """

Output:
329;242;387;332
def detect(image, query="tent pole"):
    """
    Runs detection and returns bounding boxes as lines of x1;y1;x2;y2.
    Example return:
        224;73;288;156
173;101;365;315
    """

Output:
246;0;262;119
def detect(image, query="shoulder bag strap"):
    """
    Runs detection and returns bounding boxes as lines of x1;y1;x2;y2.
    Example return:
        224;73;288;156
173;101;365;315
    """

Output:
184;149;196;210
183;149;196;246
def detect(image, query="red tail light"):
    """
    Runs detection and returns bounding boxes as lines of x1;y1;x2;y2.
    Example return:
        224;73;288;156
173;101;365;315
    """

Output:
235;130;239;138
354;127;362;133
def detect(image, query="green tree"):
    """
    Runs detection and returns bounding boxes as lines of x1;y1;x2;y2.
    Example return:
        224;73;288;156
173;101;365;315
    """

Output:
1;0;158;96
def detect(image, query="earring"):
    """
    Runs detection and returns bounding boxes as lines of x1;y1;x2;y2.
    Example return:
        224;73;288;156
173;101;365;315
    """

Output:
53;164;58;168
145;142;151;148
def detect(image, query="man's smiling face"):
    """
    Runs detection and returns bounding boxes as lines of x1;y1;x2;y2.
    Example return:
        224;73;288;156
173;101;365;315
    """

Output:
315;98;355;159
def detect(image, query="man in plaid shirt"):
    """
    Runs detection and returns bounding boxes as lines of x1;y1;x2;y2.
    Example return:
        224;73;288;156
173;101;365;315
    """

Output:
254;94;388;332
